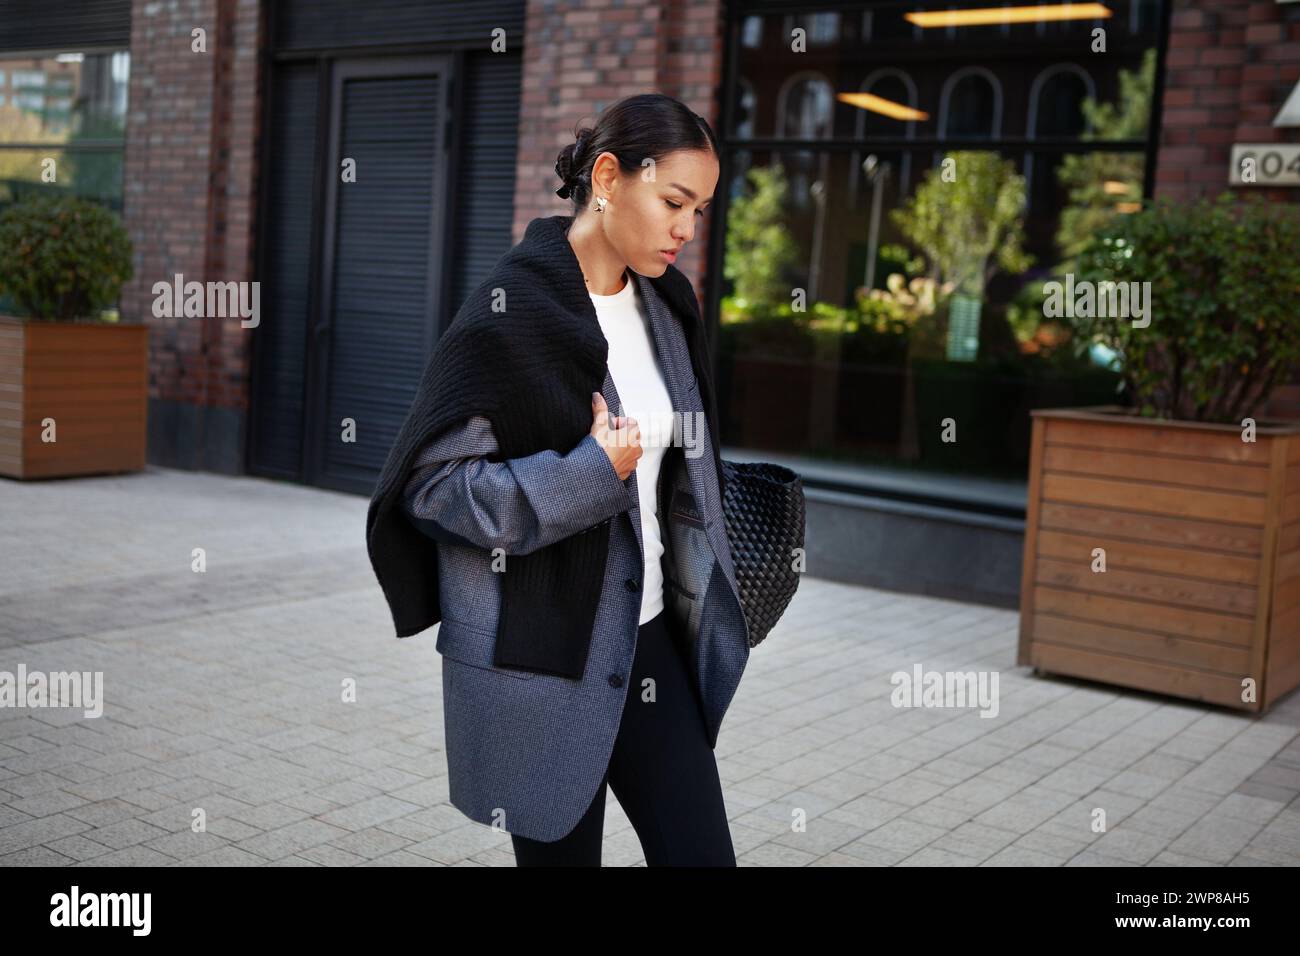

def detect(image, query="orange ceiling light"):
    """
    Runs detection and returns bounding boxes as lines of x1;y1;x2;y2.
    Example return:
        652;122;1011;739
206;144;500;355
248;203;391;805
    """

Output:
904;4;1112;28
838;92;930;122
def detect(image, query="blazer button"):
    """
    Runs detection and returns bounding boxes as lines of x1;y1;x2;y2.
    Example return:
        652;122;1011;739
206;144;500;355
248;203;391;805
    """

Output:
608;674;623;688
625;578;640;593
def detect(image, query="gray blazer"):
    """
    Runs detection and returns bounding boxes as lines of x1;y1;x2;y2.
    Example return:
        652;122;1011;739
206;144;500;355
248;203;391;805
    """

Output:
400;271;749;842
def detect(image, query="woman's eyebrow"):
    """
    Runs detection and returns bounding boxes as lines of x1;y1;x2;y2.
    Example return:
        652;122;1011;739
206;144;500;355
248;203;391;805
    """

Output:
668;182;711;204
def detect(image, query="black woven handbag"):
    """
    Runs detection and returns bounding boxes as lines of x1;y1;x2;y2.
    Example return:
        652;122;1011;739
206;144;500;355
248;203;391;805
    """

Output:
719;459;806;648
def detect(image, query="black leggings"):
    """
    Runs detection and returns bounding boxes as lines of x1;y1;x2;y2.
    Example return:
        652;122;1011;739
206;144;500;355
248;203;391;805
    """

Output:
511;609;737;866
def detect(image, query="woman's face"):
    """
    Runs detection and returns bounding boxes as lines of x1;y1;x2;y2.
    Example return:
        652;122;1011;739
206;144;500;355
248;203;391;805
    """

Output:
593;148;720;277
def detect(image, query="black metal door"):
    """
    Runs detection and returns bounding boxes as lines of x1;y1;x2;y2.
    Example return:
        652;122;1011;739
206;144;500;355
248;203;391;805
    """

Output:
304;56;451;494
249;5;523;491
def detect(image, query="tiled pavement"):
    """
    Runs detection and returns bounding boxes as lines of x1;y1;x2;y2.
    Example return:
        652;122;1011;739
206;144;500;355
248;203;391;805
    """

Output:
2;466;1299;867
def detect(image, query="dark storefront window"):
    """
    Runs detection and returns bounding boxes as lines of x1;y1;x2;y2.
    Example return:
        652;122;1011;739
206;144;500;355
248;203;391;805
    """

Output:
716;0;1164;481
0;49;130;215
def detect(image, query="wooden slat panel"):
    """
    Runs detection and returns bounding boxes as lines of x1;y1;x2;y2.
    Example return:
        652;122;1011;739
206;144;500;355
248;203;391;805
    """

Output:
21;350;148;370
1280;522;1300;553
1033;612;1251;674
15;414;148;438
20;368;146;387
1036;556;1257;617
1270;600;1300;645
1274;574;1300;614
0;321;147;480
1266;654;1300;708
1030;642;1250;709
1264;437;1300;707
20;452;145;478
1043;415;1275;465
24;385;147;404
1043;443;1269;494
1042;473;1266;524
22;323;147;351
1036;529;1258;585
15;407;147;428
1037;502;1262;555
1034;584;1255;645
23;430;147;460
1264;602;1300;707
1274;548;1300;584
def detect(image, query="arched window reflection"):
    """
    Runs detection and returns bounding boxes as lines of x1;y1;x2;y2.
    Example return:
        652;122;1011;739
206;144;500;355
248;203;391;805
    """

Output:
776;73;833;212
858;71;918;140
851;69;917;207
1028;66;1095;139
776;73;834;139
938;68;1002;140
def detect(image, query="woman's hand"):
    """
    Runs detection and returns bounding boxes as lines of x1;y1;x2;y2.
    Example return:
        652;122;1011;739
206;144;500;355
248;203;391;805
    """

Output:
590;392;642;480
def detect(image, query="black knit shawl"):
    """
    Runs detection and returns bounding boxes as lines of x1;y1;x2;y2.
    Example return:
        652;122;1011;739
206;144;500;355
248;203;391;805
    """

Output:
365;213;726;679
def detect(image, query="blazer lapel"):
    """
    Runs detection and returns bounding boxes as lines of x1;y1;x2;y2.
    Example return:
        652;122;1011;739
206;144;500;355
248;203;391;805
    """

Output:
598;364;645;562
633;274;743;607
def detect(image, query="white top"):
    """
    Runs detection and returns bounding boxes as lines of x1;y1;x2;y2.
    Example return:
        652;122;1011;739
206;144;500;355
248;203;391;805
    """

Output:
588;271;675;626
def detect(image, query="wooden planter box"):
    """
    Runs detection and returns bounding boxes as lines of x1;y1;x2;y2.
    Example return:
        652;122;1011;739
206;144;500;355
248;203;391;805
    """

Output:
0;316;148;479
1018;405;1300;713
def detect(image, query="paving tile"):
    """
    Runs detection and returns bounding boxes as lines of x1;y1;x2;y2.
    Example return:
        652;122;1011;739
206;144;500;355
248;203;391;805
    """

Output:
4;468;1300;868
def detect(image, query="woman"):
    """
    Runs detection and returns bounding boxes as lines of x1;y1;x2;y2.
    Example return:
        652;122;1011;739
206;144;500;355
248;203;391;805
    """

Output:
364;93;750;866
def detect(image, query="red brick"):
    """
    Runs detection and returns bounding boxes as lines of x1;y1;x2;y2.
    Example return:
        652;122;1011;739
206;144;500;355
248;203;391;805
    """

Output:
1158;146;1209;166
1235;124;1284;139
1197;87;1238;107
1163;107;1216;125
1264;43;1300;62
1245;23;1284;44
1200;48;1246;67
1243;64;1279;83
1194;127;1238;146
1170;30;1214;49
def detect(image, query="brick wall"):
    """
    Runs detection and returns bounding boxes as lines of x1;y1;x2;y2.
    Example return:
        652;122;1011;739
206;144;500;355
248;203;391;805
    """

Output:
1155;0;1300;202
120;0;262;472
512;0;726;302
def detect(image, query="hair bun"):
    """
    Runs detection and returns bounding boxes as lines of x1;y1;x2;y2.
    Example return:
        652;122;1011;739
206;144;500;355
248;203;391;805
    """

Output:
554;128;592;199
572;129;591;164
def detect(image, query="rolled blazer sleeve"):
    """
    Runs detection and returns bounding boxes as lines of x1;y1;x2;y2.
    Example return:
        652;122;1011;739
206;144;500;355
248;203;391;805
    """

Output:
400;414;635;555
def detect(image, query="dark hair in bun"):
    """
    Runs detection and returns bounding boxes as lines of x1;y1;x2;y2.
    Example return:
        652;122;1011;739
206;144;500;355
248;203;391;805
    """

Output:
553;93;718;211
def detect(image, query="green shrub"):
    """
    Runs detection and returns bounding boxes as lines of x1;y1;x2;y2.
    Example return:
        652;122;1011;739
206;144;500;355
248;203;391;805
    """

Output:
1074;193;1300;423
0;194;134;321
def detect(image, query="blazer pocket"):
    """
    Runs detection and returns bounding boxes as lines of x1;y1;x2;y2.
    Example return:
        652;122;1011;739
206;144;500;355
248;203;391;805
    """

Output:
435;615;536;680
